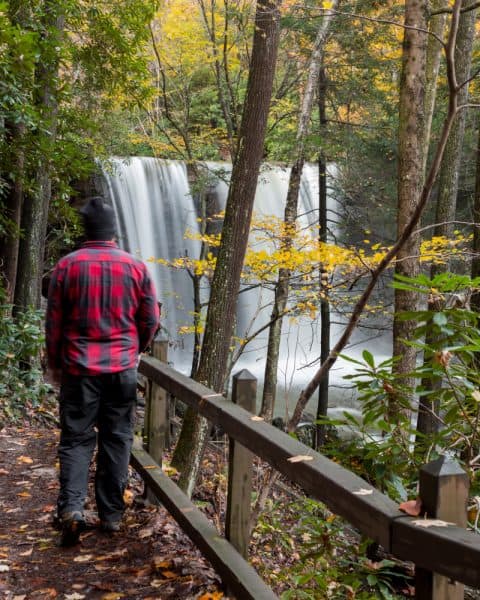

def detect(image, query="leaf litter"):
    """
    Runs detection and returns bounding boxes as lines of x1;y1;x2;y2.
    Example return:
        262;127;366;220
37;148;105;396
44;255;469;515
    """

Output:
0;425;226;599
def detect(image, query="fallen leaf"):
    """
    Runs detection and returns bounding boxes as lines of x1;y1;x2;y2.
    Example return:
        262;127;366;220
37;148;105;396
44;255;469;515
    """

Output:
0;564;10;572
17;456;34;464
153;558;171;570
13;595;27;600
160;570;178;579
73;554;94;563
0;469;9;475
64;594;86;600
139;527;154;538
353;488;373;496
41;504;56;513
411;519;453;528
250;416;264;421
19;548;33;557
399;498;422;516
198;593;223;600
287;455;313;463
101;594;124;600
17;491;31;498
35;588;57;597
123;489;134;505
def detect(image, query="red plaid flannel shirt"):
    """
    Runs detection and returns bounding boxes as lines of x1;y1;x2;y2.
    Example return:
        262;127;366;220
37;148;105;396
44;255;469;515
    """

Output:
46;241;160;375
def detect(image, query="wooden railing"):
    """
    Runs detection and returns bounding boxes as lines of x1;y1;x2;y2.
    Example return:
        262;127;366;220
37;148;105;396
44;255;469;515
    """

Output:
132;338;480;600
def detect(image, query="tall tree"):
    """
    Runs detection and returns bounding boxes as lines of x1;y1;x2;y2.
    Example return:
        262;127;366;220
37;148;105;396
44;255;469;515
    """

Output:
316;64;330;449
0;1;34;301
416;0;477;447
171;0;282;496
14;0;65;312
390;0;428;421
260;1;338;422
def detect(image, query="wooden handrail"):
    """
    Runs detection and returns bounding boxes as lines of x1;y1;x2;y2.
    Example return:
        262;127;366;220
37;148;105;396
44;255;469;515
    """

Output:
131;447;277;600
138;354;480;592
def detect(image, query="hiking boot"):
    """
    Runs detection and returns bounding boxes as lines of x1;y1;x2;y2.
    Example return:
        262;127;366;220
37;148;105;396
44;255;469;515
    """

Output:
100;520;121;533
60;511;87;547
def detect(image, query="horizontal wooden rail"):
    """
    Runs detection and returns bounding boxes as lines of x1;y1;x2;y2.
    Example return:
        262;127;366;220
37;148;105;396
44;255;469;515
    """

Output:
131;447;277;600
139;355;480;590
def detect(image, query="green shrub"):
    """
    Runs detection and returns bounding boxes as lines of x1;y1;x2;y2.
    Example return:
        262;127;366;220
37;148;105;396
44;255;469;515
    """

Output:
253;497;411;599
0;294;52;425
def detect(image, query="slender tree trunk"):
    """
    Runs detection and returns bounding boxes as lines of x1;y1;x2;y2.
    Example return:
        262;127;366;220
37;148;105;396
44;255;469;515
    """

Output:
14;0;64;312
391;0;428;422
416;0;476;449
171;0;282;497
315;66;330;449
421;0;448;173
0;1;30;302
472;119;480;311
0;123;24;302
260;2;338;421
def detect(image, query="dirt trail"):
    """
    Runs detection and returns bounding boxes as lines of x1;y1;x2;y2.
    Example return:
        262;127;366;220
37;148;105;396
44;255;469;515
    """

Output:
0;426;224;600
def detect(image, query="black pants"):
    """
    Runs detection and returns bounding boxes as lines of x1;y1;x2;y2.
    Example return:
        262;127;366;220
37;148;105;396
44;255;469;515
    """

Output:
57;369;137;523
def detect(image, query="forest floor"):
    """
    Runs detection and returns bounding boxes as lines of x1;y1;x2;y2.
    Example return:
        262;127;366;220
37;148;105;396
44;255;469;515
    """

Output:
2;415;479;600
0;425;225;600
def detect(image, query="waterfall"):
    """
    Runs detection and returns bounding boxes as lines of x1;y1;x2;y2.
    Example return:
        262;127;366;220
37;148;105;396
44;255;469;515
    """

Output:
101;157;370;418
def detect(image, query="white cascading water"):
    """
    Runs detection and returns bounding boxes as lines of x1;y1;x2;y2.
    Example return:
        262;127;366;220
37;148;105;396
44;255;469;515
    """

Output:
102;157;361;418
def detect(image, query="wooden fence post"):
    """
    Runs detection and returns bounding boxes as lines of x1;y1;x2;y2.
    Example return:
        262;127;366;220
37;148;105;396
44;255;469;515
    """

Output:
415;456;469;600
144;334;168;503
225;369;256;559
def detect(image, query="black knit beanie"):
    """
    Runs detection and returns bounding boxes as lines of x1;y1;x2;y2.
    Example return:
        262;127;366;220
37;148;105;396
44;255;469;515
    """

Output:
80;197;117;241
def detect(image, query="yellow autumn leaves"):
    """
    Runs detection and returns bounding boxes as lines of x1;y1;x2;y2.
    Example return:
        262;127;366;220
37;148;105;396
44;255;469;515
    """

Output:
155;217;470;282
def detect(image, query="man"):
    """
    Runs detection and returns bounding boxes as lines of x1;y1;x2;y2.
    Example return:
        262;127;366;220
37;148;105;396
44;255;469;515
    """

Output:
46;197;160;546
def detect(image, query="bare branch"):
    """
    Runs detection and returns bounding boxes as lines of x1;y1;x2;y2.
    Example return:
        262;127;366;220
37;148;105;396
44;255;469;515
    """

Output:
430;0;480;15
304;7;446;47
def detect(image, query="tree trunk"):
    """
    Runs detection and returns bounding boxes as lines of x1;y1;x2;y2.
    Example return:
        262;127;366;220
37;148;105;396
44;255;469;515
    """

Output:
421;0;448;173
416;0;476;450
14;0;64;312
0;1;30;302
0;123;24;302
171;0;281;497
472;119;480;311
316;67;330;449
260;1;338;422
391;0;428;421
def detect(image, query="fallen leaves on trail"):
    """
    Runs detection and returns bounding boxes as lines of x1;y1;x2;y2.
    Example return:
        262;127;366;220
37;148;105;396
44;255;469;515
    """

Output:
2;426;226;600
287;455;313;463
399;498;422;516
251;416;264;421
